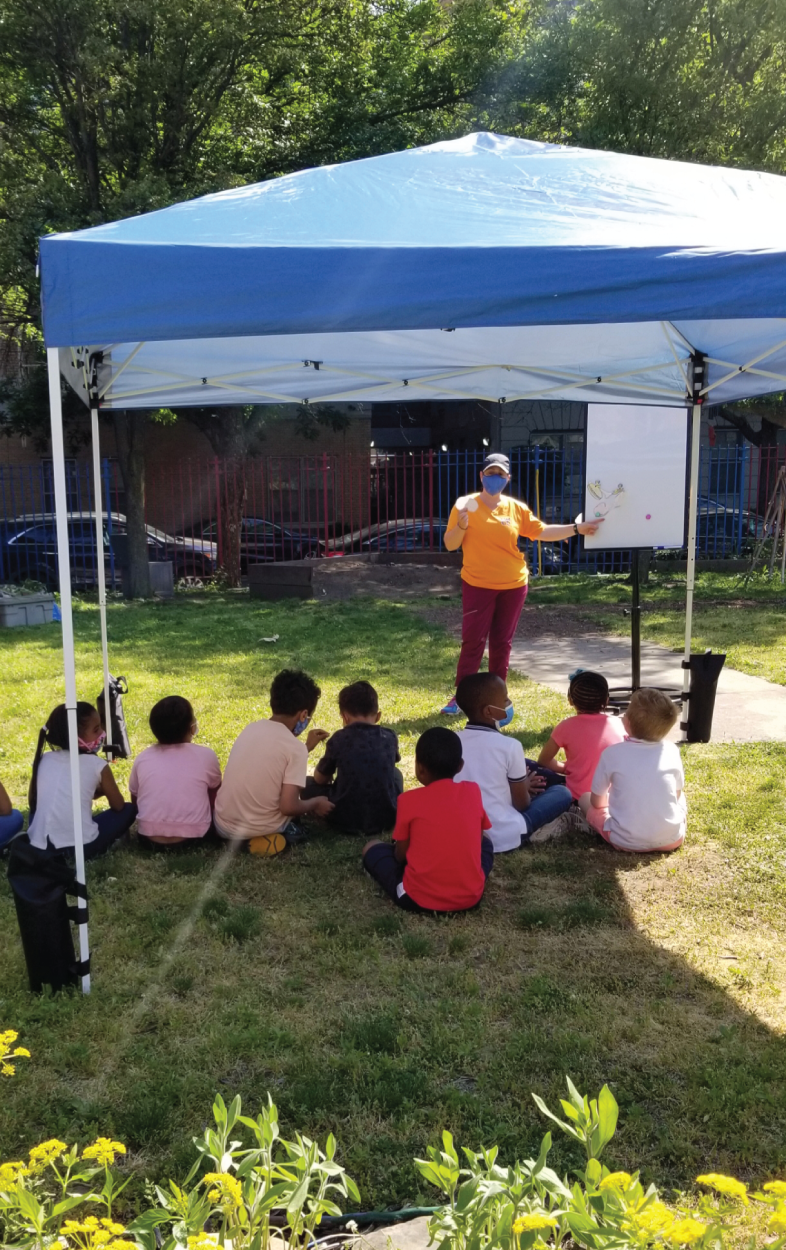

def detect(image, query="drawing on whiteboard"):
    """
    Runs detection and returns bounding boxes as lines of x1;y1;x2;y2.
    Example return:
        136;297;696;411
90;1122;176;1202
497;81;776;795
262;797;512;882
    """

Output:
587;480;625;519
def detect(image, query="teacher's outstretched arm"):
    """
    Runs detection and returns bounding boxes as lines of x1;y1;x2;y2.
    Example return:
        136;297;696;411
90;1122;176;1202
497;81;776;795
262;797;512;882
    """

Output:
540;519;604;540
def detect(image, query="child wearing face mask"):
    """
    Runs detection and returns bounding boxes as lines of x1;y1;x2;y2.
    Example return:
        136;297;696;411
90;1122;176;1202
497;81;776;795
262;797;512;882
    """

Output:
130;696;222;846
455;673;573;852
214;669;333;855
27;702;137;860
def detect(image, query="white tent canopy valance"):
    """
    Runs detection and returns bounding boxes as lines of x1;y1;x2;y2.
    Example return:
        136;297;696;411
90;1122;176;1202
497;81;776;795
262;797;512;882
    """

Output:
38;133;786;992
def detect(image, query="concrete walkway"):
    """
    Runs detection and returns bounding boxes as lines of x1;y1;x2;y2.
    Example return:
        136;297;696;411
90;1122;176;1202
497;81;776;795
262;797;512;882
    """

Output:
509;633;786;743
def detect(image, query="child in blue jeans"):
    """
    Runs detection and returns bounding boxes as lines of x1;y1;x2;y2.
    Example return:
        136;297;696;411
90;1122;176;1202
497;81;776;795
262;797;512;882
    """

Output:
455;673;573;851
0;778;24;850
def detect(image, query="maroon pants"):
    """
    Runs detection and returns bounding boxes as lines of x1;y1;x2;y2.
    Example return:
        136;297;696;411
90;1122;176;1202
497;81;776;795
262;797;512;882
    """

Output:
456;581;528;686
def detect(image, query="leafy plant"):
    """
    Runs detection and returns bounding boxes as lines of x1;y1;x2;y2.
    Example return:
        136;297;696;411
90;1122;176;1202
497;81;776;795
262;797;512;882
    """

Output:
416;1079;775;1250
130;1093;360;1250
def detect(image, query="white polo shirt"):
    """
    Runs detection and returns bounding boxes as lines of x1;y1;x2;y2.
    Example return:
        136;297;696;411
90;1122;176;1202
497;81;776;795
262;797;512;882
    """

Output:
455;724;528;852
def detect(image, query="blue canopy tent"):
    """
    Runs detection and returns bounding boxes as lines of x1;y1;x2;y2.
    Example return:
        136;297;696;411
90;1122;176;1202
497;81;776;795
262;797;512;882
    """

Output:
39;132;786;990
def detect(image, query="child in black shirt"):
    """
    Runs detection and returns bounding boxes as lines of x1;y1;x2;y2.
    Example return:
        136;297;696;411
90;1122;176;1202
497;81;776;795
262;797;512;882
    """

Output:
308;681;402;834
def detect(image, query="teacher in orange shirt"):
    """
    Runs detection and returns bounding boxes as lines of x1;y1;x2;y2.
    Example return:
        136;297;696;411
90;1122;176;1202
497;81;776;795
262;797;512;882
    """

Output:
441;453;603;719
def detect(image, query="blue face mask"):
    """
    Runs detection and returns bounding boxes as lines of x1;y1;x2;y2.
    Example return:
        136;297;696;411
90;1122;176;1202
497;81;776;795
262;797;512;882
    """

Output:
482;474;507;496
293;715;311;737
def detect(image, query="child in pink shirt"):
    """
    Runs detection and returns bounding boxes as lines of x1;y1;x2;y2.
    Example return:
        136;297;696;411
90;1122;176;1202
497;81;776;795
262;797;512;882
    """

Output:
130;696;221;845
537;670;625;800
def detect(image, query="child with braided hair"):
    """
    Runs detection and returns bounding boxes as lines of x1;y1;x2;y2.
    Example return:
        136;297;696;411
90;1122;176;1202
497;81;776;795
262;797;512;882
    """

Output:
537;670;625;801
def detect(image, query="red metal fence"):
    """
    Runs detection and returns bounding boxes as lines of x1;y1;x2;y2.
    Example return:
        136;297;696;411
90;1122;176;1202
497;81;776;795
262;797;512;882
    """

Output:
1;443;783;589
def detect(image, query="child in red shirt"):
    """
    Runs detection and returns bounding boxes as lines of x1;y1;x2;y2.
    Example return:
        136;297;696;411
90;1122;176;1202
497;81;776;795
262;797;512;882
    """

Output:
362;727;492;913
537;670;625;801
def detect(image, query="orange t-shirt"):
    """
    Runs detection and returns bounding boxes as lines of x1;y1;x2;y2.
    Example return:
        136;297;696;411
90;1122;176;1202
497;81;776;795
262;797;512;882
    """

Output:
446;494;546;590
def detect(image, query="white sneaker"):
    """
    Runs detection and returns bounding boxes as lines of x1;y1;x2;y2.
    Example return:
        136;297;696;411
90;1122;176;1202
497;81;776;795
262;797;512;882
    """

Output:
528;809;589;843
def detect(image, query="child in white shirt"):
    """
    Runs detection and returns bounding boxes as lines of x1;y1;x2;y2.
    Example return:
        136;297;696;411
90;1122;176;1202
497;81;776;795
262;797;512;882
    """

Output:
27;702;136;859
455;672;573;851
579;687;686;853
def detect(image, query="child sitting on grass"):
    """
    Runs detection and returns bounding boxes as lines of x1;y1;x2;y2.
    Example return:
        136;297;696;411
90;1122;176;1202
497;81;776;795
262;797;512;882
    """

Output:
0;777;24;851
455;673;573;850
362;727;493;913
215;669;333;855
579;687;686;853
537;670;625;801
307;680;402;835
27;702;136;860
130;696;221;846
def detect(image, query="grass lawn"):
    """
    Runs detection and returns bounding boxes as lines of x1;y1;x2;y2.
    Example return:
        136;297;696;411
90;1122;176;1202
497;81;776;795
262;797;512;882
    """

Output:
529;568;786;685
0;585;785;1234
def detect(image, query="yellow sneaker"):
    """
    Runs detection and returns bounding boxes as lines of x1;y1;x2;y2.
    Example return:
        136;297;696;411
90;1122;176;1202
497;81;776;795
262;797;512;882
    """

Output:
248;832;287;857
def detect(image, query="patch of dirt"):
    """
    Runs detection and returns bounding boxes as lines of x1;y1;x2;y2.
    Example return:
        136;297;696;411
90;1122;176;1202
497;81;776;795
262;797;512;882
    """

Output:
312;558;462;602
417;598;622;643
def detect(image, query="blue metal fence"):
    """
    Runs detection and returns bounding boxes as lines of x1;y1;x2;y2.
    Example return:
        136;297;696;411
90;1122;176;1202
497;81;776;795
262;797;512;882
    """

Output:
0;442;768;590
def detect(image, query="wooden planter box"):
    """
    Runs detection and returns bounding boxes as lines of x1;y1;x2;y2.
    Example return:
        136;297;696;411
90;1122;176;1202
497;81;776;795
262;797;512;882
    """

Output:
248;562;314;600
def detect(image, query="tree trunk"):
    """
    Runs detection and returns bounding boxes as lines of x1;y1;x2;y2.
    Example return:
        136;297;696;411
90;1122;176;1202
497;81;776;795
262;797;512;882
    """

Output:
112;410;151;599
218;456;247;588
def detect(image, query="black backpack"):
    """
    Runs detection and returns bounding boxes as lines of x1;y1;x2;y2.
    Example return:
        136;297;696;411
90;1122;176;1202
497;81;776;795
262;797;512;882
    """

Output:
7;838;89;992
97;674;131;759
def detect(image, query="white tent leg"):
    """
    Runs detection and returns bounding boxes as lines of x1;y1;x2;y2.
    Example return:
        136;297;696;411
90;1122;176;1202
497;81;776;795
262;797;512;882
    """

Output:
90;404;113;753
48;349;90;993
680;401;702;742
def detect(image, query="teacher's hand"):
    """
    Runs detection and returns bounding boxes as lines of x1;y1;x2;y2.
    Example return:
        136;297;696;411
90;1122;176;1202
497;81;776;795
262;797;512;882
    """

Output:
457;508;470;530
577;518;604;537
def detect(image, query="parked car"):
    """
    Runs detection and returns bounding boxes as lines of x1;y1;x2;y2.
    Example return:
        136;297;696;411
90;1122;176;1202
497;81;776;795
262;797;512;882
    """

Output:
697;496;762;546
327;518;443;554
362;521;447;552
180;517;320;571
2;512;217;589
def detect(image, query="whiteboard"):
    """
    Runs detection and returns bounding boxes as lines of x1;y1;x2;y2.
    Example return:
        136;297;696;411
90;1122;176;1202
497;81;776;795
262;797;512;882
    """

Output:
583;404;689;549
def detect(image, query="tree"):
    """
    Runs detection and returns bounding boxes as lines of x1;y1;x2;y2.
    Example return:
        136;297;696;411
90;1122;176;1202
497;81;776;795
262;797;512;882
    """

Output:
0;0;519;589
487;0;786;172
180;403;350;585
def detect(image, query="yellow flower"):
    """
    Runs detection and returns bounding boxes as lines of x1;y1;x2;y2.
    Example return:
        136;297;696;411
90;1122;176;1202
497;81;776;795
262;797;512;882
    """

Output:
81;1138;127;1167
28;1139;67;1174
768;1204;786;1236
203;1171;243;1210
187;1237;219;1250
58;1219;132;1250
0;1161;29;1188
764;1181;786;1197
695;1173;748;1204
599;1171;633;1192
668;1218;707;1245
633;1201;675;1235
0;1029;30;1076
513;1213;558;1232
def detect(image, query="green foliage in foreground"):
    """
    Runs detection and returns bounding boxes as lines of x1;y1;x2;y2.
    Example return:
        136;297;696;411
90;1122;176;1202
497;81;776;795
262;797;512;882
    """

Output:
2;1082;781;1248
0;595;785;1210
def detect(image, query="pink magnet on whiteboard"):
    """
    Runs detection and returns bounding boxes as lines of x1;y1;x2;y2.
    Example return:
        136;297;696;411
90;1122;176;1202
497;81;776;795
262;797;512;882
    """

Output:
645;513;651;519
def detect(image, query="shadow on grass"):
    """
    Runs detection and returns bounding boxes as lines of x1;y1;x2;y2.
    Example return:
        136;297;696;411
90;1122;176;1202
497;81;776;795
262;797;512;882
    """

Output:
0;594;785;1206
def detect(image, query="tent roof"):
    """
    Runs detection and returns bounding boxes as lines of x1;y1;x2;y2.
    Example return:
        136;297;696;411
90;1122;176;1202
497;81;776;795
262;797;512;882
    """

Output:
41;132;786;409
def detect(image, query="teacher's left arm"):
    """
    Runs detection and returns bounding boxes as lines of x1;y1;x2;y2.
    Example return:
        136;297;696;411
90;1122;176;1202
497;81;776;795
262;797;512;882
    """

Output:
540;520;604;540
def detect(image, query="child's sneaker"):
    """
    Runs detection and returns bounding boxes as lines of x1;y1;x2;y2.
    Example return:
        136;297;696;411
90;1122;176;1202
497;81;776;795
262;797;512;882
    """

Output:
528;809;588;844
440;697;461;715
283;821;308;847
248;832;288;856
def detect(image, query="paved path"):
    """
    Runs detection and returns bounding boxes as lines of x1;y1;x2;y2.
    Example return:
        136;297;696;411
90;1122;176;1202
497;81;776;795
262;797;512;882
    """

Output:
509;633;786;743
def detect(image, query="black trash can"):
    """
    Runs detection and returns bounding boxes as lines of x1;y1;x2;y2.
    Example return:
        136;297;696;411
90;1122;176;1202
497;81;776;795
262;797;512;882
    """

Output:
7;838;88;992
685;649;726;743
